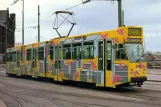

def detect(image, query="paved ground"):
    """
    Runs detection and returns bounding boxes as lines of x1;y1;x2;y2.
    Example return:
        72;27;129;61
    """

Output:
0;69;161;107
148;69;161;81
0;99;7;107
148;69;161;74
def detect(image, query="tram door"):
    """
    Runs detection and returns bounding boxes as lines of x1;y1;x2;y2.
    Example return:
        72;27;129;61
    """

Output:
98;39;113;87
106;40;114;87
107;40;113;71
98;40;105;86
16;50;21;76
21;46;25;75
98;41;104;70
54;45;60;81
33;48;37;77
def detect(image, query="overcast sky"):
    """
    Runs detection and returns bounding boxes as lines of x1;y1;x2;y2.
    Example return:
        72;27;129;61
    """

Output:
0;0;161;52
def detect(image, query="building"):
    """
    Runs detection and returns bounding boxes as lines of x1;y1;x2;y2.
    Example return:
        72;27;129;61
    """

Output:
146;51;161;69
0;9;16;54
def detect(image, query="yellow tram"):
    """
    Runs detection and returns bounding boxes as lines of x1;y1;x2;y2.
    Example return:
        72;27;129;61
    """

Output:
5;26;147;88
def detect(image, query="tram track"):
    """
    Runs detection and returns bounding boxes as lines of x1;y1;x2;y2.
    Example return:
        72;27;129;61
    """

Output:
0;85;112;107
0;89;108;107
0;80;103;107
0;89;65;107
0;90;23;107
0;80;158;107
0;73;161;106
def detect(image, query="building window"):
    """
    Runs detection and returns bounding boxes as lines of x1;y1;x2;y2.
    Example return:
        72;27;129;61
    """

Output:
38;47;44;60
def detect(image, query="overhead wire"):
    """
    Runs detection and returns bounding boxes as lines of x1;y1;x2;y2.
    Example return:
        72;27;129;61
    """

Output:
15;14;54;31
13;0;116;33
8;0;21;8
15;0;86;31
9;0;55;31
9;0;116;29
66;3;83;10
65;0;116;10
63;0;116;36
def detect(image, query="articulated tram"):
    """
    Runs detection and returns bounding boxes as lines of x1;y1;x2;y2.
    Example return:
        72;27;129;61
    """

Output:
5;26;147;88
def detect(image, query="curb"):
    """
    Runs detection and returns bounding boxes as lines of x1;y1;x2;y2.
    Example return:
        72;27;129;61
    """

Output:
148;73;161;75
147;80;161;82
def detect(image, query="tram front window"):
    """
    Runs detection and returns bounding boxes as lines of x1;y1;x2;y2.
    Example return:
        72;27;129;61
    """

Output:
125;43;146;62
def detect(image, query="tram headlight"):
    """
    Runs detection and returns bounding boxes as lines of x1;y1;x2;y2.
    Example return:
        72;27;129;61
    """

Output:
137;70;140;74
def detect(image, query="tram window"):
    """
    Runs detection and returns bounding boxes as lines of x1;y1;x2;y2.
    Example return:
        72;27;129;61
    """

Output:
115;44;127;60
5;53;7;61
7;54;9;61
77;46;82;59
72;43;81;59
27;49;32;60
107;41;112;70
59;46;61;59
83;46;89;59
5;53;8;61
21;50;23;61
63;45;71;59
17;52;20;61
38;47;44;60
72;47;77;59
9;53;13;61
13;52;16;61
17;51;20;67
10;53;13;61
6;53;9;61
98;42;103;58
107;42;112;60
90;45;94;59
50;46;54;60
83;42;94;59
9;53;12;61
63;49;66;59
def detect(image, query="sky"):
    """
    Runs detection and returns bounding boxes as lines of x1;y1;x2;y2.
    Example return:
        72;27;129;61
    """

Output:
0;0;161;52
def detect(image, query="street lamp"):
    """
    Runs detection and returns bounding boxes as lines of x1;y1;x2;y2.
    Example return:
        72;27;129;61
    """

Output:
22;0;24;45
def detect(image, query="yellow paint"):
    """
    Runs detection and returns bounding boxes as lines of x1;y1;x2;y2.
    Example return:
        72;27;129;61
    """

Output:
96;83;104;87
5;26;147;88
106;71;113;87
